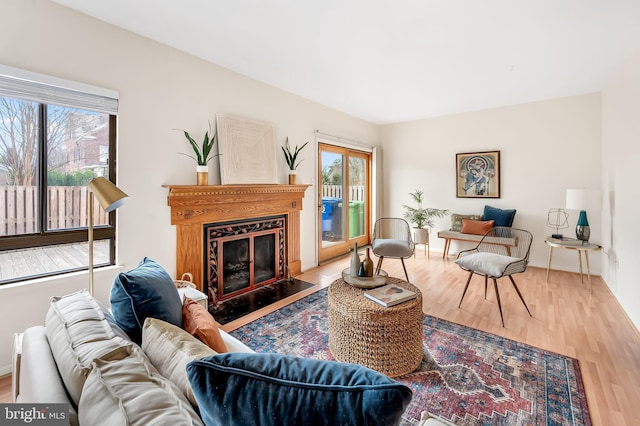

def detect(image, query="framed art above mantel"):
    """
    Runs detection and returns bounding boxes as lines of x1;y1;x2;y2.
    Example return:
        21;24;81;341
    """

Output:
456;150;500;198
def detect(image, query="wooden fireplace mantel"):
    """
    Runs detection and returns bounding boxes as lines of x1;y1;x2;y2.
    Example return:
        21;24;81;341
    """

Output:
163;184;310;291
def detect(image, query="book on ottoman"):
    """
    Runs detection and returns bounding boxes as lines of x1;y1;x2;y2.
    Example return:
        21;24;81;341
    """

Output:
364;284;417;307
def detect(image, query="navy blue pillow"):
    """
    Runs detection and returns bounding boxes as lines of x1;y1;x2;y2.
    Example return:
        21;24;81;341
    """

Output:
187;353;413;426
110;257;182;344
483;205;516;227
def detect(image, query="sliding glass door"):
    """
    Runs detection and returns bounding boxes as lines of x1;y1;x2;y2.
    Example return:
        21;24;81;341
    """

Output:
318;143;370;262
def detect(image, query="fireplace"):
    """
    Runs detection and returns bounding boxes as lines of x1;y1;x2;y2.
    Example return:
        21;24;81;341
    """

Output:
164;184;309;303
205;215;285;301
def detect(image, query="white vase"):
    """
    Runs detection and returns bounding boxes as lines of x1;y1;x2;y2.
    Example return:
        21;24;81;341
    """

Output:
196;165;208;186
413;228;429;245
350;242;361;276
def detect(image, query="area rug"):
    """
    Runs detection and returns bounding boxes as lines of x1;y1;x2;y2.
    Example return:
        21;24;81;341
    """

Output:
230;288;591;426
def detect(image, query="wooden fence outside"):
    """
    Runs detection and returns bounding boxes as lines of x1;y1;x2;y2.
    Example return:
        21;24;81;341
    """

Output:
321;185;365;201
0;186;108;236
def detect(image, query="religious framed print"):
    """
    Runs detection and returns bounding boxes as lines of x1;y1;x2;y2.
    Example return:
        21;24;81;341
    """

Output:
456;150;500;198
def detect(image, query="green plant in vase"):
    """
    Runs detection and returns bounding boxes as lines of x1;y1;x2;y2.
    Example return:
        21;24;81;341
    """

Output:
281;137;309;184
402;189;449;244
177;122;220;185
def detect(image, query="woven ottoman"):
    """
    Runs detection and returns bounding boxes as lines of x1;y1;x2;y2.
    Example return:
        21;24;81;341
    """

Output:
328;277;424;377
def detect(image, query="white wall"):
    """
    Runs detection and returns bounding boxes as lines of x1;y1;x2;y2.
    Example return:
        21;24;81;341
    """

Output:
602;44;640;329
379;94;603;270
0;0;378;373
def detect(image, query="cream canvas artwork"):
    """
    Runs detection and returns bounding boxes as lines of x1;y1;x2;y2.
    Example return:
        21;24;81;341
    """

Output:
216;113;279;184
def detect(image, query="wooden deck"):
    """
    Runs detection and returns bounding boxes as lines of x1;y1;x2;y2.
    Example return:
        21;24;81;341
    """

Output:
0;241;109;281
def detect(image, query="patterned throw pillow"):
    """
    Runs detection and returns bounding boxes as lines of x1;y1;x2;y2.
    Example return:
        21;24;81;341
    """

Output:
450;213;483;232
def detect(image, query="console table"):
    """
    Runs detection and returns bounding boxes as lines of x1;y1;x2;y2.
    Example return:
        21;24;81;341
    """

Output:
545;237;602;293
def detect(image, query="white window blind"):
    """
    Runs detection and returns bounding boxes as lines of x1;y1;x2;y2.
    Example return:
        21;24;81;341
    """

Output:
0;64;118;114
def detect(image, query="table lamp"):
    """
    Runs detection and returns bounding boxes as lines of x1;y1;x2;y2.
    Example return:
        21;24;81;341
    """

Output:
88;177;129;296
565;189;601;243
546;208;569;239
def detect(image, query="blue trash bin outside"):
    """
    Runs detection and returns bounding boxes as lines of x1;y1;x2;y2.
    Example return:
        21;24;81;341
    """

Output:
322;197;342;239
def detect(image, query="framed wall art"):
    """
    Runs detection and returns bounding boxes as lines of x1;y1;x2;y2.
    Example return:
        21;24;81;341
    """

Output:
216;113;279;184
456;150;500;198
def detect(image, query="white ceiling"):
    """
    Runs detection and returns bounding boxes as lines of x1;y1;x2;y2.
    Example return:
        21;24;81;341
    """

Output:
52;0;640;124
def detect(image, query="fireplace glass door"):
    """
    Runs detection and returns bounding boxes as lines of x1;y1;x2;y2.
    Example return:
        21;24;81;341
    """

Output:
206;216;285;301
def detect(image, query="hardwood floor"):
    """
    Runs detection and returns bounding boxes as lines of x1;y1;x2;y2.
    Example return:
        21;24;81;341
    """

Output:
2;253;638;426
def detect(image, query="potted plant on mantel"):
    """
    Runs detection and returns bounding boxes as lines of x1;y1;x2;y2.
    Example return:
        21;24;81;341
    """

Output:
178;122;220;185
281;137;309;184
402;189;449;245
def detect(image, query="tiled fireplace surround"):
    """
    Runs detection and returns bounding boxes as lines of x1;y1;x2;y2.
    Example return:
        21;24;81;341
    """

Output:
164;184;310;303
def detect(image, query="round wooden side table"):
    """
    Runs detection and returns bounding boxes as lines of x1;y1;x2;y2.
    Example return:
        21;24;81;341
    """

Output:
327;277;424;377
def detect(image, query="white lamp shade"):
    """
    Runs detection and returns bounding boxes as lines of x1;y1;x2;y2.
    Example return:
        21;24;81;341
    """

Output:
566;189;602;211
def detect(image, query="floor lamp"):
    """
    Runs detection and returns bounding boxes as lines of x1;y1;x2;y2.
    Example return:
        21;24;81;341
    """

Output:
88;177;129;296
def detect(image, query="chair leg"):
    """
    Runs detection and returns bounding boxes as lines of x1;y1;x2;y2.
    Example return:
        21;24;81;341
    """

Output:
509;275;532;317
375;257;384;275
493;278;505;327
400;258;409;282
459;271;474;308
484;276;488;299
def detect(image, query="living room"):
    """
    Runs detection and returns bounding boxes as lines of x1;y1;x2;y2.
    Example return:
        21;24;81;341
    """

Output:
1;1;639;424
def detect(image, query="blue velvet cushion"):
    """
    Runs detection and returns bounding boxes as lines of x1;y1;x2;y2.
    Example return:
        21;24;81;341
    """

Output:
187;353;413;426
483;205;516;227
110;257;183;344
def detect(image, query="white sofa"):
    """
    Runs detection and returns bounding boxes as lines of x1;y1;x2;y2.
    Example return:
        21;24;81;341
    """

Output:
11;289;252;426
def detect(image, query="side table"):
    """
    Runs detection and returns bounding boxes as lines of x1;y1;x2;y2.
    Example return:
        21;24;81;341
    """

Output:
545;237;602;293
327;277;423;377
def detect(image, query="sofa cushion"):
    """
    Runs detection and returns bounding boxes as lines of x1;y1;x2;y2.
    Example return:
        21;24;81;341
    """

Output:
78;344;203;426
187;353;413;426
483;205;516;227
16;326;79;426
183;297;228;353
45;289;134;406
371;239;413;258
450;213;483;232
455;252;521;277
461;219;494;235
110;257;183;344
142;317;216;407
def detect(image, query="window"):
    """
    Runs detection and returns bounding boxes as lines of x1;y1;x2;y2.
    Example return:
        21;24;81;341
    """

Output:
0;65;119;284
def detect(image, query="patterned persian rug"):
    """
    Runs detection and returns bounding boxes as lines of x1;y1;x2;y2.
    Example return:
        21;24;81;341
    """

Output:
230;288;591;426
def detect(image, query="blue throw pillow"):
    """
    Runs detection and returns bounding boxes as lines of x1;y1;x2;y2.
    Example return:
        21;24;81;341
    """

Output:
187;353;413;426
110;257;182;344
483;205;516;227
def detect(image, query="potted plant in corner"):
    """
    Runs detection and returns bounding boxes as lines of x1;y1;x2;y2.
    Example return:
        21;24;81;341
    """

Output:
402;189;449;245
281;137;309;184
178;122;220;185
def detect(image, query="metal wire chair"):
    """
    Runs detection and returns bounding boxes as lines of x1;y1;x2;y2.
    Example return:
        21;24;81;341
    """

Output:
455;226;533;326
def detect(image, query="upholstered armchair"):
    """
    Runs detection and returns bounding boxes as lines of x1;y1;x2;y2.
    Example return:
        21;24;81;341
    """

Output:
372;218;415;282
